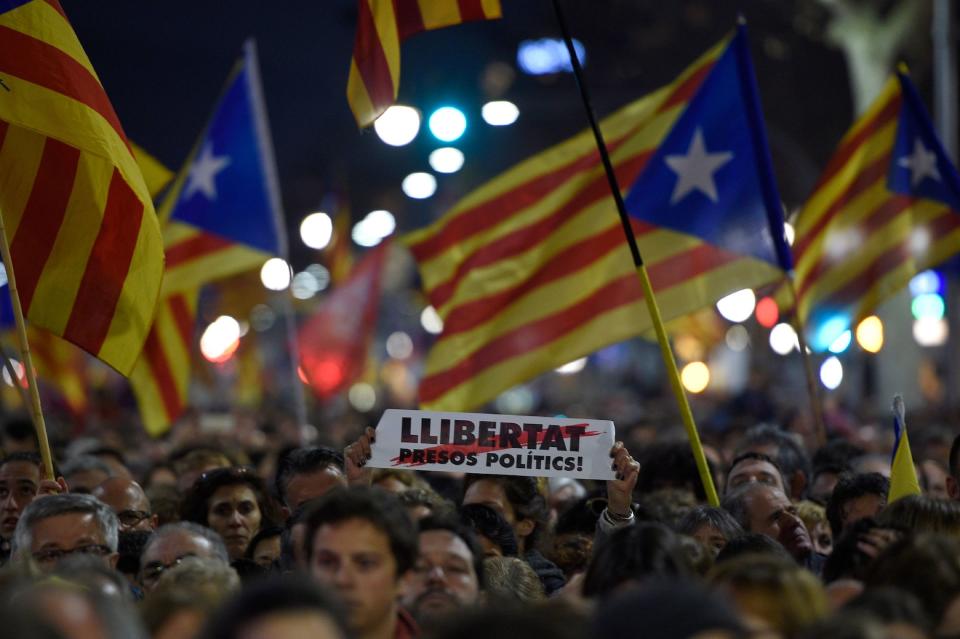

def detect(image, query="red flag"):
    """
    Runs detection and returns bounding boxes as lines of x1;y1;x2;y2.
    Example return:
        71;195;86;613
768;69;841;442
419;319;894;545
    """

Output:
298;243;387;400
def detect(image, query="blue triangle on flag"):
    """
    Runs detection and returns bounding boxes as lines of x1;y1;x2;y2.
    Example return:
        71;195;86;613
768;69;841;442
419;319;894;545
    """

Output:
888;72;960;211
623;25;791;271
169;42;284;256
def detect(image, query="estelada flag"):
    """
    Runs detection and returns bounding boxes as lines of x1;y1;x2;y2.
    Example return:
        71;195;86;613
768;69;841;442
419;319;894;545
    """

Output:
0;0;164;375
347;0;501;127
789;70;960;350
406;24;791;411
298;243;388;400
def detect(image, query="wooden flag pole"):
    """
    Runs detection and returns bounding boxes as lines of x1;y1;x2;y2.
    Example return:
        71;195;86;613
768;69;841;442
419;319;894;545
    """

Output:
0;212;55;480
550;0;719;506
786;278;828;447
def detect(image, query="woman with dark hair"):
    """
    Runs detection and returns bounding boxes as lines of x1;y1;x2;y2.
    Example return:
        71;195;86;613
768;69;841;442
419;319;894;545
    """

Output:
180;467;281;560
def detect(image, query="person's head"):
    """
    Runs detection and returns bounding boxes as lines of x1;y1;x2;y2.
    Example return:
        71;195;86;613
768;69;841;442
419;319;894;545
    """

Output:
401;516;482;625
88;447;132;480
582;522;693;598
483;556;545;606
92;477;157;532
714;532;793;565
709;553;828;637
549;496;604;576
725;452;787;495
180;467;279;560
0;451;43;540
305;487;418;637
138;521;230;591
825;472;889;538
736;425;811;501
636;442;713;502
462;475;547;554
280;502;314;571
459;503;519;558
721;483;812;561
12;493;118;571
141;557;240;639
15;578;147;639
822;517;889;583
397;487;452;522
795;500;832;555
116;529;152;584
275;447;346;513
172;448;232;495
246;525;283;568
878;493;960;537
676;505;744;557
843;587;933;639
60;455;113;494
948;433;960;501
1;417;37;453
198;574;348;639
594;579;746;639
371;468;426;494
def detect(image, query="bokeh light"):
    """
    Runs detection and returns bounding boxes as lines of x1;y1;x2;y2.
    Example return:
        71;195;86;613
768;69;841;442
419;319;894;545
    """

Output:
819;356;843;390
681;361;710;393
200;316;241;363
428;106;467;142
373;105;420;146
769;322;799;355
429;147;465;174
300;212;333;250
716;289;756;323
855;316;884;353
481;100;519;126
402;172;438;199
260;258;292;291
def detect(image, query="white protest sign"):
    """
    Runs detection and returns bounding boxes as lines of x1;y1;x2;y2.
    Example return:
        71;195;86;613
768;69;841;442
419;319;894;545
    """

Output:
367;409;616;480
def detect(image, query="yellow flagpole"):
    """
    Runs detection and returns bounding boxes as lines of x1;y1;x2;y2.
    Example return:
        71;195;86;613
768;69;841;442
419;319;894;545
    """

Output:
0;209;55;480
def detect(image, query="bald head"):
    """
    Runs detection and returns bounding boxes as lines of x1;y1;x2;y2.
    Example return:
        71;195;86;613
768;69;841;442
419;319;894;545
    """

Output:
92;477;156;532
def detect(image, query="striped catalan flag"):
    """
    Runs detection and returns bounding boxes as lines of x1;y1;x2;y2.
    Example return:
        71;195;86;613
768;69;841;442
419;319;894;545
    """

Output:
347;0;502;127
0;0;165;375
329;203;355;285
790;71;960;350
27;327;87;417
407;28;791;410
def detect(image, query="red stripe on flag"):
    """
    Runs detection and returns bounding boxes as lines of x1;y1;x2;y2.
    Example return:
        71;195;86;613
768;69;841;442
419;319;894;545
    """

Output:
797;194;913;299
63;169;143;356
10;137;80;313
793;152;891;258
427;151;652;309
457;0;487;21
395;0;426;39
164;233;235;268
812;95;901;195
422;242;741;402
142;327;182;421
167;294;195;348
0;26;128;147
353;0;396;114
659;62;714;111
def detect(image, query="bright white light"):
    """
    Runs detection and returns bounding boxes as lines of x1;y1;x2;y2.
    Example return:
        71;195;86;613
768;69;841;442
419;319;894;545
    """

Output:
517;38;586;75
0;262;7;288
420;305;444;334
260;258;292;291
1;358;23;387
914;317;949;347
716;289;757;323
292;271;320;300
352;221;380;247
200;315;241;363
819;356;843;390
681;361;710;393
909;227;932;255
428;107;467;142
373;105;421;147
481;100;519;126
784;222;795;246
429;147;465;174
348;383;377;412
828;330;852;354
769;322;799;355
402;172;437;199
725;325;750;351
386;331;414;359
495;386;535;414
555;357;587;375
300;212;333;250
365;209;396;237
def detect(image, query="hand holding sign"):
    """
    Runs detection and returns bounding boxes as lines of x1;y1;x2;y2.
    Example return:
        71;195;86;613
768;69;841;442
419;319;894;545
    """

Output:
344;426;376;486
365;409;616;481
608;441;639;517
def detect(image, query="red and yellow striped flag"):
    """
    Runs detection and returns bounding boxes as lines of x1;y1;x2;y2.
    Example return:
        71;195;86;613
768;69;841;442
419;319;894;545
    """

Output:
406;38;785;410
329;205;355;285
790;72;960;349
347;0;502;127
0;0;164;375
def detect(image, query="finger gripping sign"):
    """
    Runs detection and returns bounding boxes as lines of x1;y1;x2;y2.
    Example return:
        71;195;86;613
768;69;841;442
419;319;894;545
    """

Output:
368;409;616;480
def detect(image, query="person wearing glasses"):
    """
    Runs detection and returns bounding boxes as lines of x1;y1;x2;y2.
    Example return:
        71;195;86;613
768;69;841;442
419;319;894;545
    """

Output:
11;492;118;571
138;521;230;592
92;477;158;532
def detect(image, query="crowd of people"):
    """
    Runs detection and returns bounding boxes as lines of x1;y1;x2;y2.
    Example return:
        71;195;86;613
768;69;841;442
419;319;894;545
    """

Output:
0;410;959;639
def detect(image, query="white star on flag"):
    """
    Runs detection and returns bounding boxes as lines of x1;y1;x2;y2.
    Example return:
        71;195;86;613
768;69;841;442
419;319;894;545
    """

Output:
665;128;734;204
184;142;232;201
898;138;941;187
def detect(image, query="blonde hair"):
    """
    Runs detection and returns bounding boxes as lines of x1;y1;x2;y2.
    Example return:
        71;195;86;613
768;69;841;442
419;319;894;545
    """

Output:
483;556;545;605
795;500;826;534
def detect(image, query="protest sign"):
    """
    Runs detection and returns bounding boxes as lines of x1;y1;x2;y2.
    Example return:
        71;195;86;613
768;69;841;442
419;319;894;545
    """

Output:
367;409;616;480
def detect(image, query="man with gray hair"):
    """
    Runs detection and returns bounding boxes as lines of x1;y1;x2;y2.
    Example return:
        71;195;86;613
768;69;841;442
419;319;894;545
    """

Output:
138;521;230;592
12;493;119;571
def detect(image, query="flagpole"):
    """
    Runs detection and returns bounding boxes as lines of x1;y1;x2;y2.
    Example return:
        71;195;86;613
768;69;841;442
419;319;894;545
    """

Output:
0;210;55;480
550;0;718;506
786;278;828;447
